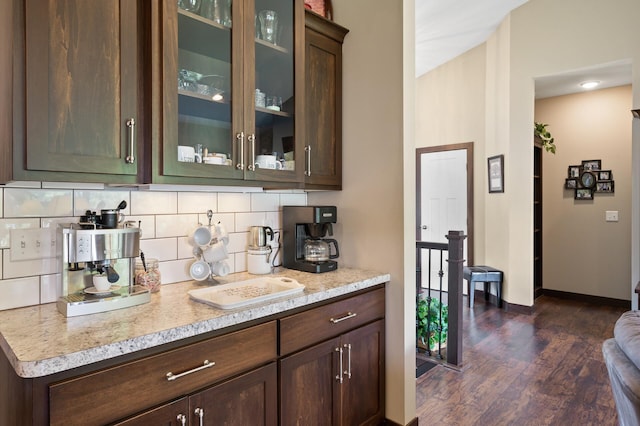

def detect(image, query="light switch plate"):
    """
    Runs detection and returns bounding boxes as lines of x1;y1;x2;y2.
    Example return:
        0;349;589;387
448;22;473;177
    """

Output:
606;211;619;222
10;228;57;261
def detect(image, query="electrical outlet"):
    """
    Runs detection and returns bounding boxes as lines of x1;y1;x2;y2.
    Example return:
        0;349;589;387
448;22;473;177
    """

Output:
606;211;619;222
10;228;57;261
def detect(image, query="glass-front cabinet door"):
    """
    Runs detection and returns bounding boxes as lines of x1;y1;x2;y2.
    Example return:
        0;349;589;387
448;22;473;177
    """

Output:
159;0;302;185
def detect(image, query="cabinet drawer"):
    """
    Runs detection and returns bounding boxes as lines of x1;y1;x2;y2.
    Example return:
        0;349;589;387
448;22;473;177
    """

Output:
49;321;276;426
280;288;385;355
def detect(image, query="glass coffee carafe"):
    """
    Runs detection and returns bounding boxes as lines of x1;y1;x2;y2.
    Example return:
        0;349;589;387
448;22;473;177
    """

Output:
304;238;339;262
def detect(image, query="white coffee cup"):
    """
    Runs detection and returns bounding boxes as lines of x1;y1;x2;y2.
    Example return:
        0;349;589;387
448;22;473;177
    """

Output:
202;241;228;263
189;260;211;281
189;226;212;247
255;155;283;170
210;261;230;277
92;275;111;292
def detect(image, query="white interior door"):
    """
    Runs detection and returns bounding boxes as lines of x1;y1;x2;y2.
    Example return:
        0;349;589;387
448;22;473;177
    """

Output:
418;149;468;292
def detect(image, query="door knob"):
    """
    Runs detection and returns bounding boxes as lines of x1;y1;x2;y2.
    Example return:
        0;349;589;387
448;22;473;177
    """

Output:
421;225;428;230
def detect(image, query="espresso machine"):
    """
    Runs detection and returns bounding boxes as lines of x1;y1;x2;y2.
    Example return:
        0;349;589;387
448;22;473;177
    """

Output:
283;206;339;273
56;223;150;317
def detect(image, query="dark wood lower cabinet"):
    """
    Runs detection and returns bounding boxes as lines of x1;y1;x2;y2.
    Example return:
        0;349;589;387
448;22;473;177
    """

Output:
280;320;385;426
115;363;277;426
0;287;385;425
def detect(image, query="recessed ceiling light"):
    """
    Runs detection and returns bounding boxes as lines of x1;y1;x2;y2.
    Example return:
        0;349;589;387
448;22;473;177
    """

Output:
580;81;600;89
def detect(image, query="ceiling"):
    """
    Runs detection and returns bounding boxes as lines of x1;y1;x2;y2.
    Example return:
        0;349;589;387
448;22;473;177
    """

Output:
415;0;632;99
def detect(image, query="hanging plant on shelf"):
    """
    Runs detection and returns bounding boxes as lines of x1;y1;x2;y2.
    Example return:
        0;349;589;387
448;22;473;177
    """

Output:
534;122;556;154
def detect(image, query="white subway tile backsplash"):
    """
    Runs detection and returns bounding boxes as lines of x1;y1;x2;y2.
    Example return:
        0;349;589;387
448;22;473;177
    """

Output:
3;250;58;279
234;252;246;272
218;193;251;213
0;277;40;310
227;231;248;254
4;188;73;218
139;238;177;262
40;274;61;304
0;188;306;310
178;192;218;214
156;214;198;238
131;191;177;215
0;219;40;249
251;193;280;212
177;237;193;259
279;193;307;207
41;217;76;229
126;215;156;239
73;190;131;216
236;212;268;232
159;259;192;284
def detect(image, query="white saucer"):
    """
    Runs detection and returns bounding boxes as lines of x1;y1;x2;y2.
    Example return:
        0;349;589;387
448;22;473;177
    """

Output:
84;285;120;295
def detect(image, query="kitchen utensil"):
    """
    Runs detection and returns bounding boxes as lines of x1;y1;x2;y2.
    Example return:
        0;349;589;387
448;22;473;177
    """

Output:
189;260;211;281
202;240;228;263
210;260;230;276
189;225;212;247
249;226;274;249
92;275;111;292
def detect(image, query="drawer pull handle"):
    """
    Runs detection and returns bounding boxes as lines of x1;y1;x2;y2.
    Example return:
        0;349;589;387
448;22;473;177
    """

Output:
125;118;136;164
330;312;357;324
166;360;215;381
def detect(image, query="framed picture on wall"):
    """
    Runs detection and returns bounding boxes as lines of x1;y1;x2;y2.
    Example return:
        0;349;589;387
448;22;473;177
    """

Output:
568;165;581;178
598;170;612;180
565;178;577;189
582;159;601;171
595;181;615;193
575;188;594;200
487;154;504;193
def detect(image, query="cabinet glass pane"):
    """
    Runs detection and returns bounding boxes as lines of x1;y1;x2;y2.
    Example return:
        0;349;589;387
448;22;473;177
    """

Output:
253;0;295;172
177;2;234;168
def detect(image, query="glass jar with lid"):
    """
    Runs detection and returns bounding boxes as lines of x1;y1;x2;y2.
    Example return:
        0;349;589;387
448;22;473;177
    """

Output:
135;258;162;292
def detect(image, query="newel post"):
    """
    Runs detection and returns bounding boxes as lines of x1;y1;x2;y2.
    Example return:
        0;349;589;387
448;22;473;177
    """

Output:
446;230;466;366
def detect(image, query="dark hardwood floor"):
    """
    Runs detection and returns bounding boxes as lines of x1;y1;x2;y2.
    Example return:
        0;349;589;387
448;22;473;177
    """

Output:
416;295;628;425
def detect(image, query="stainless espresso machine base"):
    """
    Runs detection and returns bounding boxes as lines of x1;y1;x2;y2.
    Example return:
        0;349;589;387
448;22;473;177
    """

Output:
57;285;151;317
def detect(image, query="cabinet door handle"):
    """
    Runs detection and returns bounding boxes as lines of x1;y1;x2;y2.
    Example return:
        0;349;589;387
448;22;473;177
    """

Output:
335;346;343;383
176;414;187;426
330;312;357;324
236;132;245;170
344;343;352;379
125;118;136;164
166;360;215;381
194;407;204;426
304;145;311;176
247;133;256;171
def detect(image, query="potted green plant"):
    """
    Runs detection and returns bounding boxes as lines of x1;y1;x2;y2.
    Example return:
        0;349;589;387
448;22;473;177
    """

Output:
416;297;448;351
534;122;556;154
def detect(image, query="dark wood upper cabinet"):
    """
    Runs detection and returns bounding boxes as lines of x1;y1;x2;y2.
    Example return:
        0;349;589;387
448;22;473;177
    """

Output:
2;1;348;189
12;0;146;184
304;11;348;189
153;0;305;186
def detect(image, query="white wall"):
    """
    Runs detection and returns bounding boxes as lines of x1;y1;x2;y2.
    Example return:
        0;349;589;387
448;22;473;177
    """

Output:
310;1;409;423
418;0;640;308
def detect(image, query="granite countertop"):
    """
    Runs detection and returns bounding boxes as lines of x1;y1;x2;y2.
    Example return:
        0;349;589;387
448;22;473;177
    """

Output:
0;267;389;378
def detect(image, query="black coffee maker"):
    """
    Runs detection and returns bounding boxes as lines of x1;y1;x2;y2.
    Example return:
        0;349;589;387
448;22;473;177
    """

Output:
283;206;339;273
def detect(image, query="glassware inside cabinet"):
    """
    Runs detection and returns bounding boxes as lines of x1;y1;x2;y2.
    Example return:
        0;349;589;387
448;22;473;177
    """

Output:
253;0;295;173
177;5;235;168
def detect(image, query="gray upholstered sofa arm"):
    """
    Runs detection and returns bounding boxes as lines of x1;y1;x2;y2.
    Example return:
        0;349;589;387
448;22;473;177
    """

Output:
603;311;640;426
